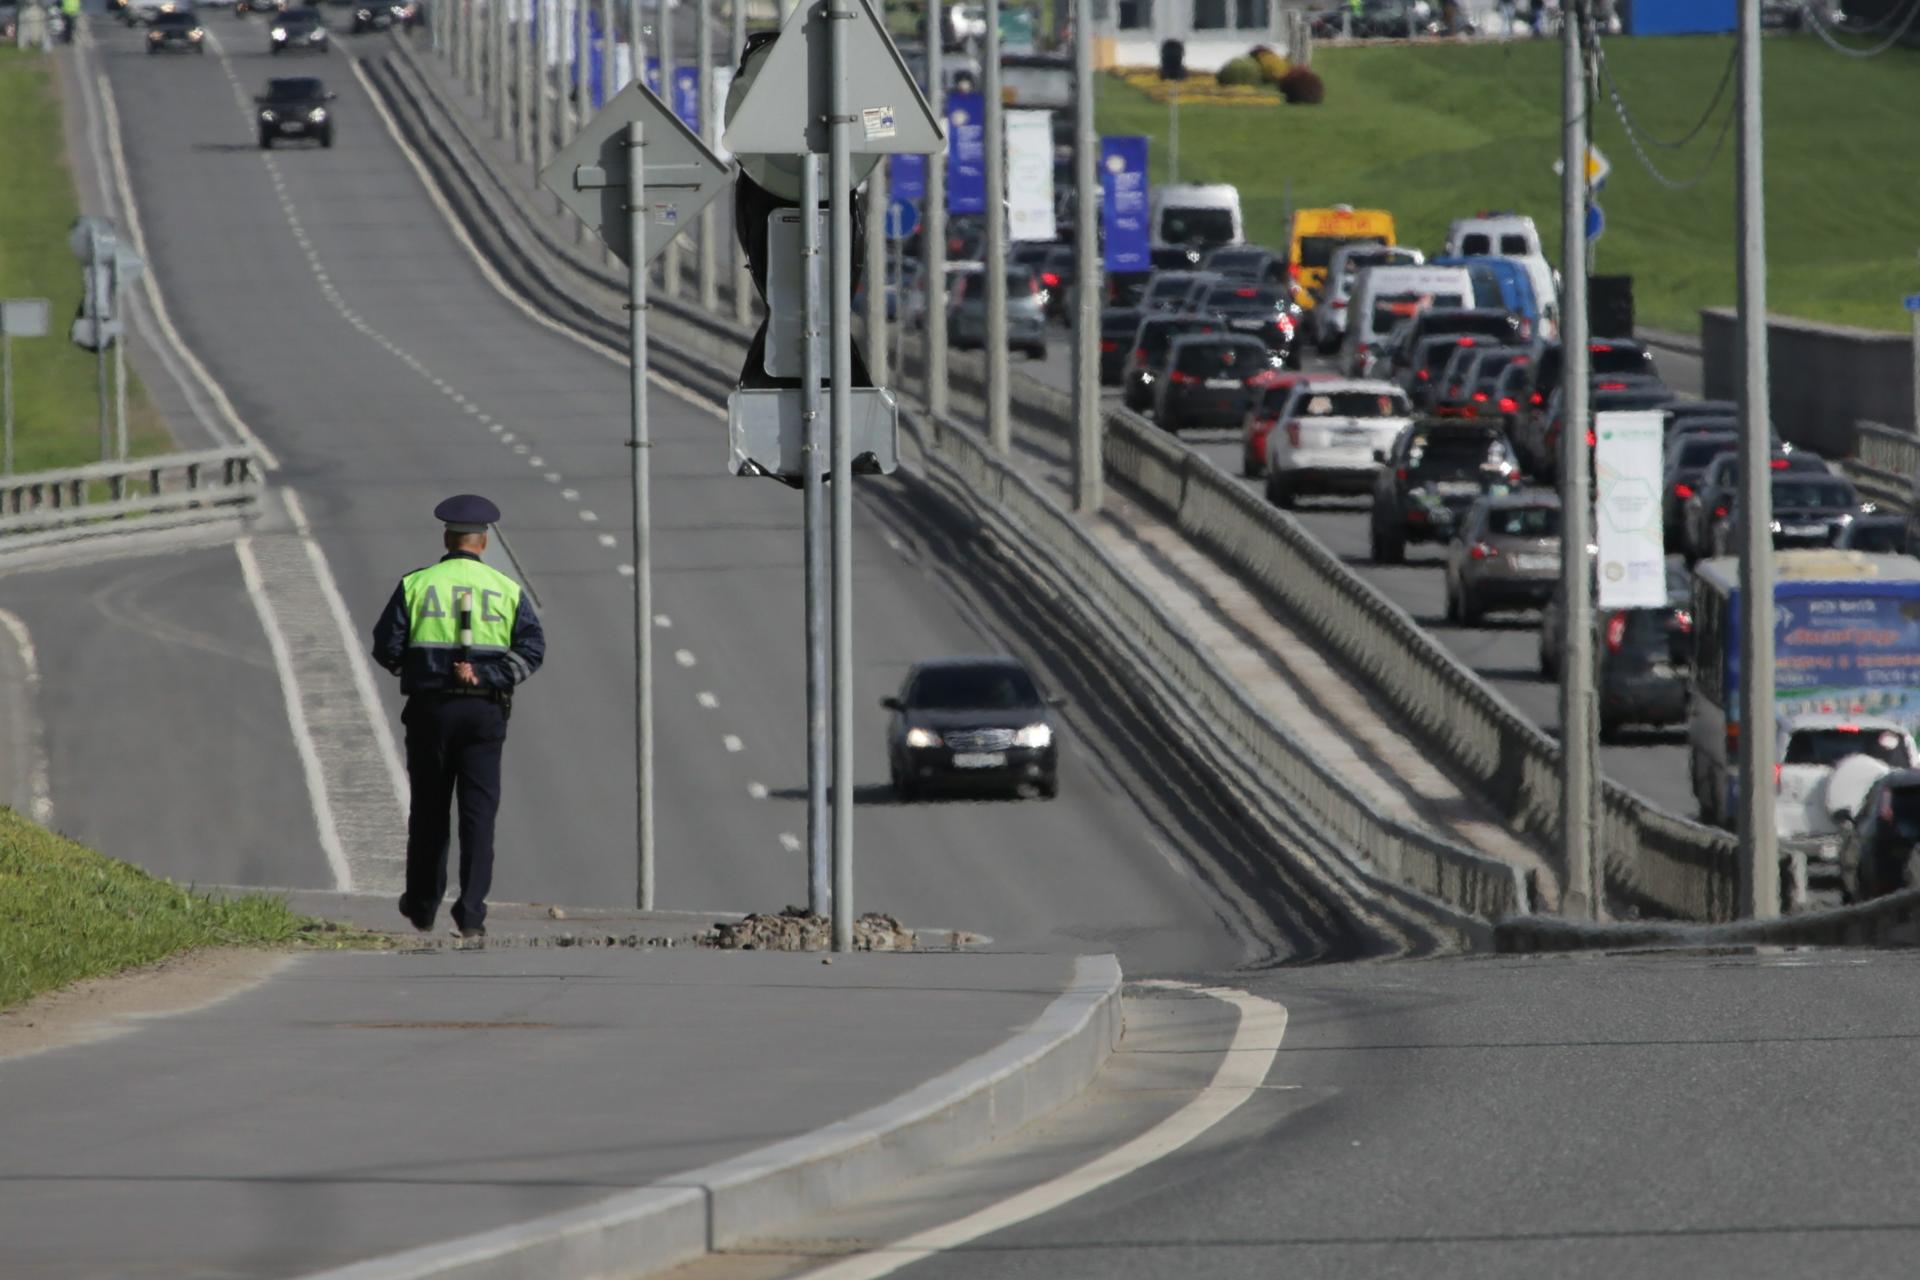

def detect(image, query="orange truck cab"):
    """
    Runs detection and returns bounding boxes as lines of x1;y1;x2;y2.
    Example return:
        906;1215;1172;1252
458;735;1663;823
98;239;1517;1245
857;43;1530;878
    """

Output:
1288;205;1397;310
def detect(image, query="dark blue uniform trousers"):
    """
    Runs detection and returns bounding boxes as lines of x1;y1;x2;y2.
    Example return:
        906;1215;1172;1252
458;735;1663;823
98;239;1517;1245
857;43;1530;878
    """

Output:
399;693;507;931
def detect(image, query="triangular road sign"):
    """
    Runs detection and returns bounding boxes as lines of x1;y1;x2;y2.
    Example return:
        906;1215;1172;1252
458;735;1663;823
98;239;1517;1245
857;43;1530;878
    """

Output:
722;0;944;158
540;81;733;267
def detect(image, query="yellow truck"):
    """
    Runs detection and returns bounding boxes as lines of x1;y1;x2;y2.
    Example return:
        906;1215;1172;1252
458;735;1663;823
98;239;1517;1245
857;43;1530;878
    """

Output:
1287;206;1397;311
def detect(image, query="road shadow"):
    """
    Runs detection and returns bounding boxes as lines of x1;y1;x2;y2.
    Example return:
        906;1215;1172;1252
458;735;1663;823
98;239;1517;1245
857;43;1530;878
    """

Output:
765;782;1034;807
191;142;261;152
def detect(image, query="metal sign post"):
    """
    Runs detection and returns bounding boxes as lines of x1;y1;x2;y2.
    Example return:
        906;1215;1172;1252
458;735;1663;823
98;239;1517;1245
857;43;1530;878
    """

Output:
1071;0;1100;513
541;81;730;911
983;0;1008;453
724;0;942;949
924;0;947;414
1;299;50;476
800;166;830;917
864;158;888;387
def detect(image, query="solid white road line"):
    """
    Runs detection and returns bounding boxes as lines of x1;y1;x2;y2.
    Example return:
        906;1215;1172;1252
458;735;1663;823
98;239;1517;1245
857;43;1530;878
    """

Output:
235;538;355;892
0;609;54;827
791;981;1289;1280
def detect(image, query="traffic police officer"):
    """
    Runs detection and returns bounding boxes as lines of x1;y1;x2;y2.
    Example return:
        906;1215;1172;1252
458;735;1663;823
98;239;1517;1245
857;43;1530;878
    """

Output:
371;495;545;939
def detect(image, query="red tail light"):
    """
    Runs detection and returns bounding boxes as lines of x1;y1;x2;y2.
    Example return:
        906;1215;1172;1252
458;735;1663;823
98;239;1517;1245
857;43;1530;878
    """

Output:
1472;391;1489;402
1289;262;1301;279
1235;287;1258;298
1605;611;1627;653
1770;457;1790;470
1596;381;1628;391
1285;420;1301;447
1169;370;1201;385
1416;369;1430;381
1675;609;1693;633
1713;504;1729;519
1586;429;1596;447
1100;339;1118;353
1674;482;1695;499
1881;790;1895;822
1469;542;1499;561
1591;343;1614;353
1041;272;1061;288
1529;391;1545;407
1498;396;1518;413
1774;763;1783;790
1457;336;1476;348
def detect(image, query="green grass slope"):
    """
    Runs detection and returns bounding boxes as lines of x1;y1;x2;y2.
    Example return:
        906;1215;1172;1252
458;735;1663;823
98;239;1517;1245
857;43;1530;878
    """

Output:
1095;36;1920;332
0;50;170;473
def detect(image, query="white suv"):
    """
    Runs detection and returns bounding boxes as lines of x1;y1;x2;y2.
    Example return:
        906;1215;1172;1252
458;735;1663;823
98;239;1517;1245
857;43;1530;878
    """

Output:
1263;379;1412;508
1776;711;1918;871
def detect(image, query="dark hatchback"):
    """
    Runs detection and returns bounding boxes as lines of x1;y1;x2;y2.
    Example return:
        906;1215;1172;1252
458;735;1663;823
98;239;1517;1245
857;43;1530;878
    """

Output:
883;657;1061;800
1200;282;1298;365
1154;335;1276;431
1839;769;1920;902
1540;560;1692;739
146;10;205;50
1098;308;1143;385
257;77;334;147
1711;473;1865;558
1121;314;1221;412
270;6;329;52
1369;421;1520;562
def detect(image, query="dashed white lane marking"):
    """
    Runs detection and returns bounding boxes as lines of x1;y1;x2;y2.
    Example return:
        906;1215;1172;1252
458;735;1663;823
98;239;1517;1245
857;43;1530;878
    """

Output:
778;832;802;853
597;533;618;548
675;649;696;667
792;982;1290;1280
722;735;744;753
654;615;672;628
616;563;635;577
489;422;504;433
578;510;598;523
696;691;719;709
560;488;579;500
748;782;770;800
528;455;543;466
513;445;530;455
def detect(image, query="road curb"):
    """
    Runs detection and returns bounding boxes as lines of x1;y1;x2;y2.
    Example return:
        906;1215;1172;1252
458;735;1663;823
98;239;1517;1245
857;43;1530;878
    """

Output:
298;955;1124;1280
1495;887;1920;952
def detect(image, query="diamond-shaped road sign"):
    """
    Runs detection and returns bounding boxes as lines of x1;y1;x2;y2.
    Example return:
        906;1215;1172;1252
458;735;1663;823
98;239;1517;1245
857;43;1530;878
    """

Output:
540;80;731;267
722;0;944;158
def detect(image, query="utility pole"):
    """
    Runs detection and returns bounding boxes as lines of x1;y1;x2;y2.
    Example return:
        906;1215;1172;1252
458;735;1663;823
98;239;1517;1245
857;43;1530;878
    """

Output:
698;0;718;311
1071;0;1099;512
514;0;531;162
1735;0;1778;919
827;0;856;953
535;0;551;181
622;118;657;911
495;0;510;139
802;159;831;919
983;0;1008;452
112;253;126;460
1557;0;1596;919
731;0;752;326
924;0;948;414
865;157;888;386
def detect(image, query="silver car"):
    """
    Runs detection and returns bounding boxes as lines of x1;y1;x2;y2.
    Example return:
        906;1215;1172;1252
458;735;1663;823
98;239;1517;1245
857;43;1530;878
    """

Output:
1445;491;1562;625
948;264;1048;359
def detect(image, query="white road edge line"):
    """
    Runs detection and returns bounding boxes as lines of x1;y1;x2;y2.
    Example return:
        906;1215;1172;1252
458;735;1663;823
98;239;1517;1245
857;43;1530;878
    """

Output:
790;980;1289;1280
280;489;411;807
234;538;355;892
0;608;54;827
344;57;723;422
92;64;282;470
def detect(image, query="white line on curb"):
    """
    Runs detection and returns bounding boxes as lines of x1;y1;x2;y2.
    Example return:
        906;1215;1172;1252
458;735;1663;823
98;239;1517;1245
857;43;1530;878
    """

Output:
0;609;54;827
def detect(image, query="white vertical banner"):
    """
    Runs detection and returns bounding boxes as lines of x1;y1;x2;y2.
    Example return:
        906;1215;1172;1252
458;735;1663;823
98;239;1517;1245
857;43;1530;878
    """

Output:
1005;109;1056;243
613;42;633;90
1593;409;1668;609
710;65;734;162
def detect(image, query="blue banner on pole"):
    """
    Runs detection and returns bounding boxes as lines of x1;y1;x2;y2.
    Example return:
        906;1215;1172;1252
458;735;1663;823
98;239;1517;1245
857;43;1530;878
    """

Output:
946;92;986;216
892;153;927;202
644;56;662;94
672;66;700;132
1101;136;1150;275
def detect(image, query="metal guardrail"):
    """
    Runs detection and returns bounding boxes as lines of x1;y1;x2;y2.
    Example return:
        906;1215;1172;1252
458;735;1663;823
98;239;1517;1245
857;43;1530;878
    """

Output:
1847;419;1915;512
0;447;261;541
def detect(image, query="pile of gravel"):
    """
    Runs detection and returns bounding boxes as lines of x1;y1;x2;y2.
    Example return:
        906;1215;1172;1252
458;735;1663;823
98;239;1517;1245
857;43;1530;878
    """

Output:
706;906;916;951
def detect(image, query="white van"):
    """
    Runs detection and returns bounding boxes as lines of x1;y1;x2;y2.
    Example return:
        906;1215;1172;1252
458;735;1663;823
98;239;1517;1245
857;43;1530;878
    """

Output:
1150;184;1245;253
1341;264;1474;375
1443;214;1559;332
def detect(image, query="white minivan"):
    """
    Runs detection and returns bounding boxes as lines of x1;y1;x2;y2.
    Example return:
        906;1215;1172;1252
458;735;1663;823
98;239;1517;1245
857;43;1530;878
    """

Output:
1150;184;1245;254
1341;264;1474;376
1443;214;1560;332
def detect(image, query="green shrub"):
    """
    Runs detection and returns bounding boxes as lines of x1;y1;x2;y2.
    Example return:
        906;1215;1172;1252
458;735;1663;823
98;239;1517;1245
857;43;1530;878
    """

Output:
1216;56;1265;87
1279;65;1326;105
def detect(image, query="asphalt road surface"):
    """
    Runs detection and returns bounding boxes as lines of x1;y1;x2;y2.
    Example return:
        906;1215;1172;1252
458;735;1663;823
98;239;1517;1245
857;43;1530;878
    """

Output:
70;18;1385;973
1020;322;1709;820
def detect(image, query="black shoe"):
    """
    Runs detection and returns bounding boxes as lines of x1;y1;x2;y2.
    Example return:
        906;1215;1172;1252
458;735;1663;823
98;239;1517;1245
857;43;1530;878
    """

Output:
448;922;486;947
398;897;434;933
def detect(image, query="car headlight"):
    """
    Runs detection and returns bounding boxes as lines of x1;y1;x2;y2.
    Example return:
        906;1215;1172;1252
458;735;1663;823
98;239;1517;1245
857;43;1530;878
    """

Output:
147;29;161;37
355;7;369;15
308;107;327;121
271;24;286;36
1013;723;1052;749
904;727;942;749
260;109;276;120
189;27;203;36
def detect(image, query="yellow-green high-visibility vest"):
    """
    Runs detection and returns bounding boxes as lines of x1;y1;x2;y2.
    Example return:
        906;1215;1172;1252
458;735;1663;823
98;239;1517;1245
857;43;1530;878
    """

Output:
402;557;521;655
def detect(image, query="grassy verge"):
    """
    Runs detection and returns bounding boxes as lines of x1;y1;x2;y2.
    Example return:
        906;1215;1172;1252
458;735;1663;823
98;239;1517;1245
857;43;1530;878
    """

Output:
0;49;171;474
1096;36;1920;333
0;807;374;1011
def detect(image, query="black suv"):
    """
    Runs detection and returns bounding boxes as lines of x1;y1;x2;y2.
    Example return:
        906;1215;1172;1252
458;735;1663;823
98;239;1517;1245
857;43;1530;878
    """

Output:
257;77;334;147
1200;282;1299;365
1369;420;1520;563
146;9;205;50
270;5;329;52
1121;314;1220;413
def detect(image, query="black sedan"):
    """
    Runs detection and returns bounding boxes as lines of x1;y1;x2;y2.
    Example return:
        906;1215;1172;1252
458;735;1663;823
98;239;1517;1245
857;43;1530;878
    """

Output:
1839;769;1920;902
1098;308;1142;386
1153;334;1277;432
350;0;400;29
883;657;1061;800
257;77;334;147
270;6;329;52
146;10;205;50
1200;283;1299;367
1709;474;1866;558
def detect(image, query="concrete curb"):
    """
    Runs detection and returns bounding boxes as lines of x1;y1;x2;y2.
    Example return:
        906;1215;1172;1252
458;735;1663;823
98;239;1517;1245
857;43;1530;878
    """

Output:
1496;887;1920;952
297;955;1124;1280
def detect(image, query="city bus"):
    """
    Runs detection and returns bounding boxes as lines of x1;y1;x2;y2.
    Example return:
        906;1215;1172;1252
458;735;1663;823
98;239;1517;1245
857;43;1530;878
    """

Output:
1688;550;1920;828
1287;205;1396;312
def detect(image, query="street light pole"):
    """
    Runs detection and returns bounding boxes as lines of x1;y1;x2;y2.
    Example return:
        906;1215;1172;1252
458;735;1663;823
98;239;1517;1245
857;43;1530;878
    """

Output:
624;118;656;911
1557;0;1596;919
698;0;718;311
983;0;1008;452
730;0;752;326
1735;0;1778;919
923;0;948;415
828;0;856;952
661;0;680;298
1071;0;1100;513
